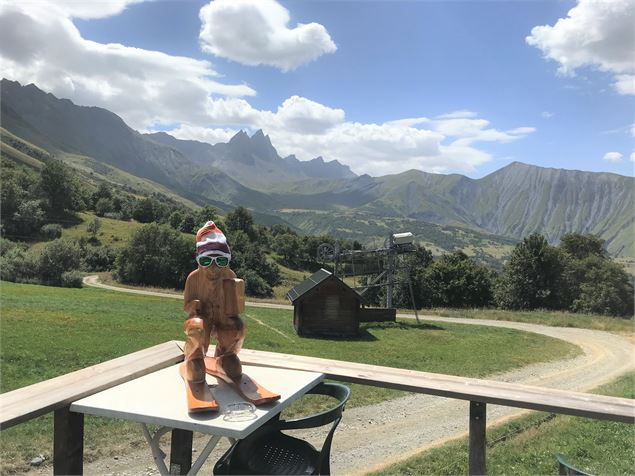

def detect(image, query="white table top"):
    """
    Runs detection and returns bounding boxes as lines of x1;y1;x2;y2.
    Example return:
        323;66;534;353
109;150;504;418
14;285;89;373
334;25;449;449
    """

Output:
71;364;324;439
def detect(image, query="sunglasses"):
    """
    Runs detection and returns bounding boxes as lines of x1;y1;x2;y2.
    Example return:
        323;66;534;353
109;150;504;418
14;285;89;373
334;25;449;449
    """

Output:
197;255;230;268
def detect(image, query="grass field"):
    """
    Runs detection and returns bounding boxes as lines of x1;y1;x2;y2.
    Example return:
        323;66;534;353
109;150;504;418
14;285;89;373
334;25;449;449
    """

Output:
375;372;635;475
29;212;196;252
0;280;578;472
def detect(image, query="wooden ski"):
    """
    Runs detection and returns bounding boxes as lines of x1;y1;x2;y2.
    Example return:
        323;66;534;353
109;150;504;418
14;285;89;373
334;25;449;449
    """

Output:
204;356;280;405
178;363;219;413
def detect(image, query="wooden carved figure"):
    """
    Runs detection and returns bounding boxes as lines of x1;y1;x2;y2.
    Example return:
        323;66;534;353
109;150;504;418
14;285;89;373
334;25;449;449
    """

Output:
180;221;279;413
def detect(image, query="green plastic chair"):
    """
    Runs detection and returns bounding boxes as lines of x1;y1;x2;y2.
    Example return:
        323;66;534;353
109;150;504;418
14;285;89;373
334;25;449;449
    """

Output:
556;453;594;476
214;382;350;475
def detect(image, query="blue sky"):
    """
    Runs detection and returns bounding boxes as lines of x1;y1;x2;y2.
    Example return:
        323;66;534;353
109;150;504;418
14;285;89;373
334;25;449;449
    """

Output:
1;0;633;178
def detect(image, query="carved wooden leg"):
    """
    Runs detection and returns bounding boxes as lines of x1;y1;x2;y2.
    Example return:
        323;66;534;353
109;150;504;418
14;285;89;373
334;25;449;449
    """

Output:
183;318;206;382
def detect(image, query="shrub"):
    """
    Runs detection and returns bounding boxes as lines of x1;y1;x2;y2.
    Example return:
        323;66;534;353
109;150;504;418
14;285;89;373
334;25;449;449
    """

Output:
0;238;23;256
86;218;102;241
40;223;63;241
38;239;82;285
60;270;83;288
40;160;87;212
496;234;564;310
568;257;634;317
241;269;273;298
13;199;45;236
422;251;493;308
103;212;122;220
0;245;39;283
116;223;192;288
94;197;114;217
82;245;117;272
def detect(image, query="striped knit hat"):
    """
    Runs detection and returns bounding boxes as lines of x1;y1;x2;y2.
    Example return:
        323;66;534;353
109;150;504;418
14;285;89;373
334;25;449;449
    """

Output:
196;221;231;260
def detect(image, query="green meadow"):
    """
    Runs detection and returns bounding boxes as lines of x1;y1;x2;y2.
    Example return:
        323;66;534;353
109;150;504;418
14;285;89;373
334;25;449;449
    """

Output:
0;281;578;472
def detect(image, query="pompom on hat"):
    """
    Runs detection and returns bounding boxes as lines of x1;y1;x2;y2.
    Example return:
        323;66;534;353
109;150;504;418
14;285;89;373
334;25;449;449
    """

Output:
196;221;231;260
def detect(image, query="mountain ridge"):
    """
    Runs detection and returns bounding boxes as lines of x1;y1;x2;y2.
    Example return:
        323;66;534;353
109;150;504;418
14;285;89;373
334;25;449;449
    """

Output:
145;127;356;189
1;78;632;257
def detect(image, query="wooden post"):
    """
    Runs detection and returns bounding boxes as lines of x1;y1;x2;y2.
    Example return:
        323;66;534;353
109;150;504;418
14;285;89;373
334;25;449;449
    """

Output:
54;406;84;475
469;401;486;475
169;428;193;475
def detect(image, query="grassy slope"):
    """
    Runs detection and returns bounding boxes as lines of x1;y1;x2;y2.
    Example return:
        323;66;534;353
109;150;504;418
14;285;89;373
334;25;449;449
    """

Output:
61;153;200;209
29;212;196;252
0;281;577;472
376;373;635;475
0;141;45;170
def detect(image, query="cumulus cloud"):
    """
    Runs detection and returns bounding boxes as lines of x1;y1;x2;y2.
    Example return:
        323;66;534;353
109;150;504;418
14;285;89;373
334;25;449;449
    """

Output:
541;111;554;119
613;74;635;95
427;116;536;147
166;125;238;144
630;152;635;163
526;0;635;95
40;0;144;20
270;96;345;134
603;152;623;162
199;0;336;71
0;1;255;130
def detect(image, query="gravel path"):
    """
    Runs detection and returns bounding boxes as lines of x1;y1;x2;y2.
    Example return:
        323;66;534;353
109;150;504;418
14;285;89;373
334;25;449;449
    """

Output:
45;277;634;475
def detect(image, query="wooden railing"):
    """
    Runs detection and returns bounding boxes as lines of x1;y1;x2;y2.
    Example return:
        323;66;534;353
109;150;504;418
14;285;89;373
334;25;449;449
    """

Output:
1;340;634;475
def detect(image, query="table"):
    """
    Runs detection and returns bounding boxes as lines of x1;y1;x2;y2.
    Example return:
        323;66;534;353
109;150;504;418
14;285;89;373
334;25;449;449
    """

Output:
71;363;324;474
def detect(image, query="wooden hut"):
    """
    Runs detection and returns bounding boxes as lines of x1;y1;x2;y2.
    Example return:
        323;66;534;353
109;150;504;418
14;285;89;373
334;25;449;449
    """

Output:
287;269;395;337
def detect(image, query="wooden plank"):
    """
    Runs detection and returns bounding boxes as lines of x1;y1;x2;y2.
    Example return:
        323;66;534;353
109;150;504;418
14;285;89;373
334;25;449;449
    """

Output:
2;341;634;431
469;401;487;475
169;429;193;474
0;341;184;430
236;347;635;423
54;406;83;475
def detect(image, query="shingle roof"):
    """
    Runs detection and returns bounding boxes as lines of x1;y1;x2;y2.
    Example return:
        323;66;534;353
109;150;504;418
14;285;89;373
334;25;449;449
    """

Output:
286;268;333;302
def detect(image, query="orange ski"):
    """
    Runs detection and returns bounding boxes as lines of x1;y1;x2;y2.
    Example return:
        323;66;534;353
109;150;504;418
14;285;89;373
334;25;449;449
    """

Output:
179;363;219;413
204;356;280;405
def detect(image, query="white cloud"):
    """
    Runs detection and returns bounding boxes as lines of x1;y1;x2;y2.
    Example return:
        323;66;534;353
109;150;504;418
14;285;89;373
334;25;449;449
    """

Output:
166;125;238;145
385;117;430;128
199;0;336;71
0;1;255;131
436;110;478;119
631;124;635;138
613;74;635;95
526;0;635;95
272;96;345;134
630;152;635;163
541;111;554;119
603;152;623;162
428;117;536;147
43;0;144;20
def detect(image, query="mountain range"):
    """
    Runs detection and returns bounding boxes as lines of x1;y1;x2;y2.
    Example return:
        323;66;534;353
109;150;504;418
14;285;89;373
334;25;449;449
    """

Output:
1;78;633;258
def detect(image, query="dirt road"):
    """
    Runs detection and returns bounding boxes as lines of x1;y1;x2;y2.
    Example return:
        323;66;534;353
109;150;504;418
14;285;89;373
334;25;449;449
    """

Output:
71;276;635;475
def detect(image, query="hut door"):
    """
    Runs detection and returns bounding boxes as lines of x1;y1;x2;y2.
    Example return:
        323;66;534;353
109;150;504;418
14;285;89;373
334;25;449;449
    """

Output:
324;295;340;320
